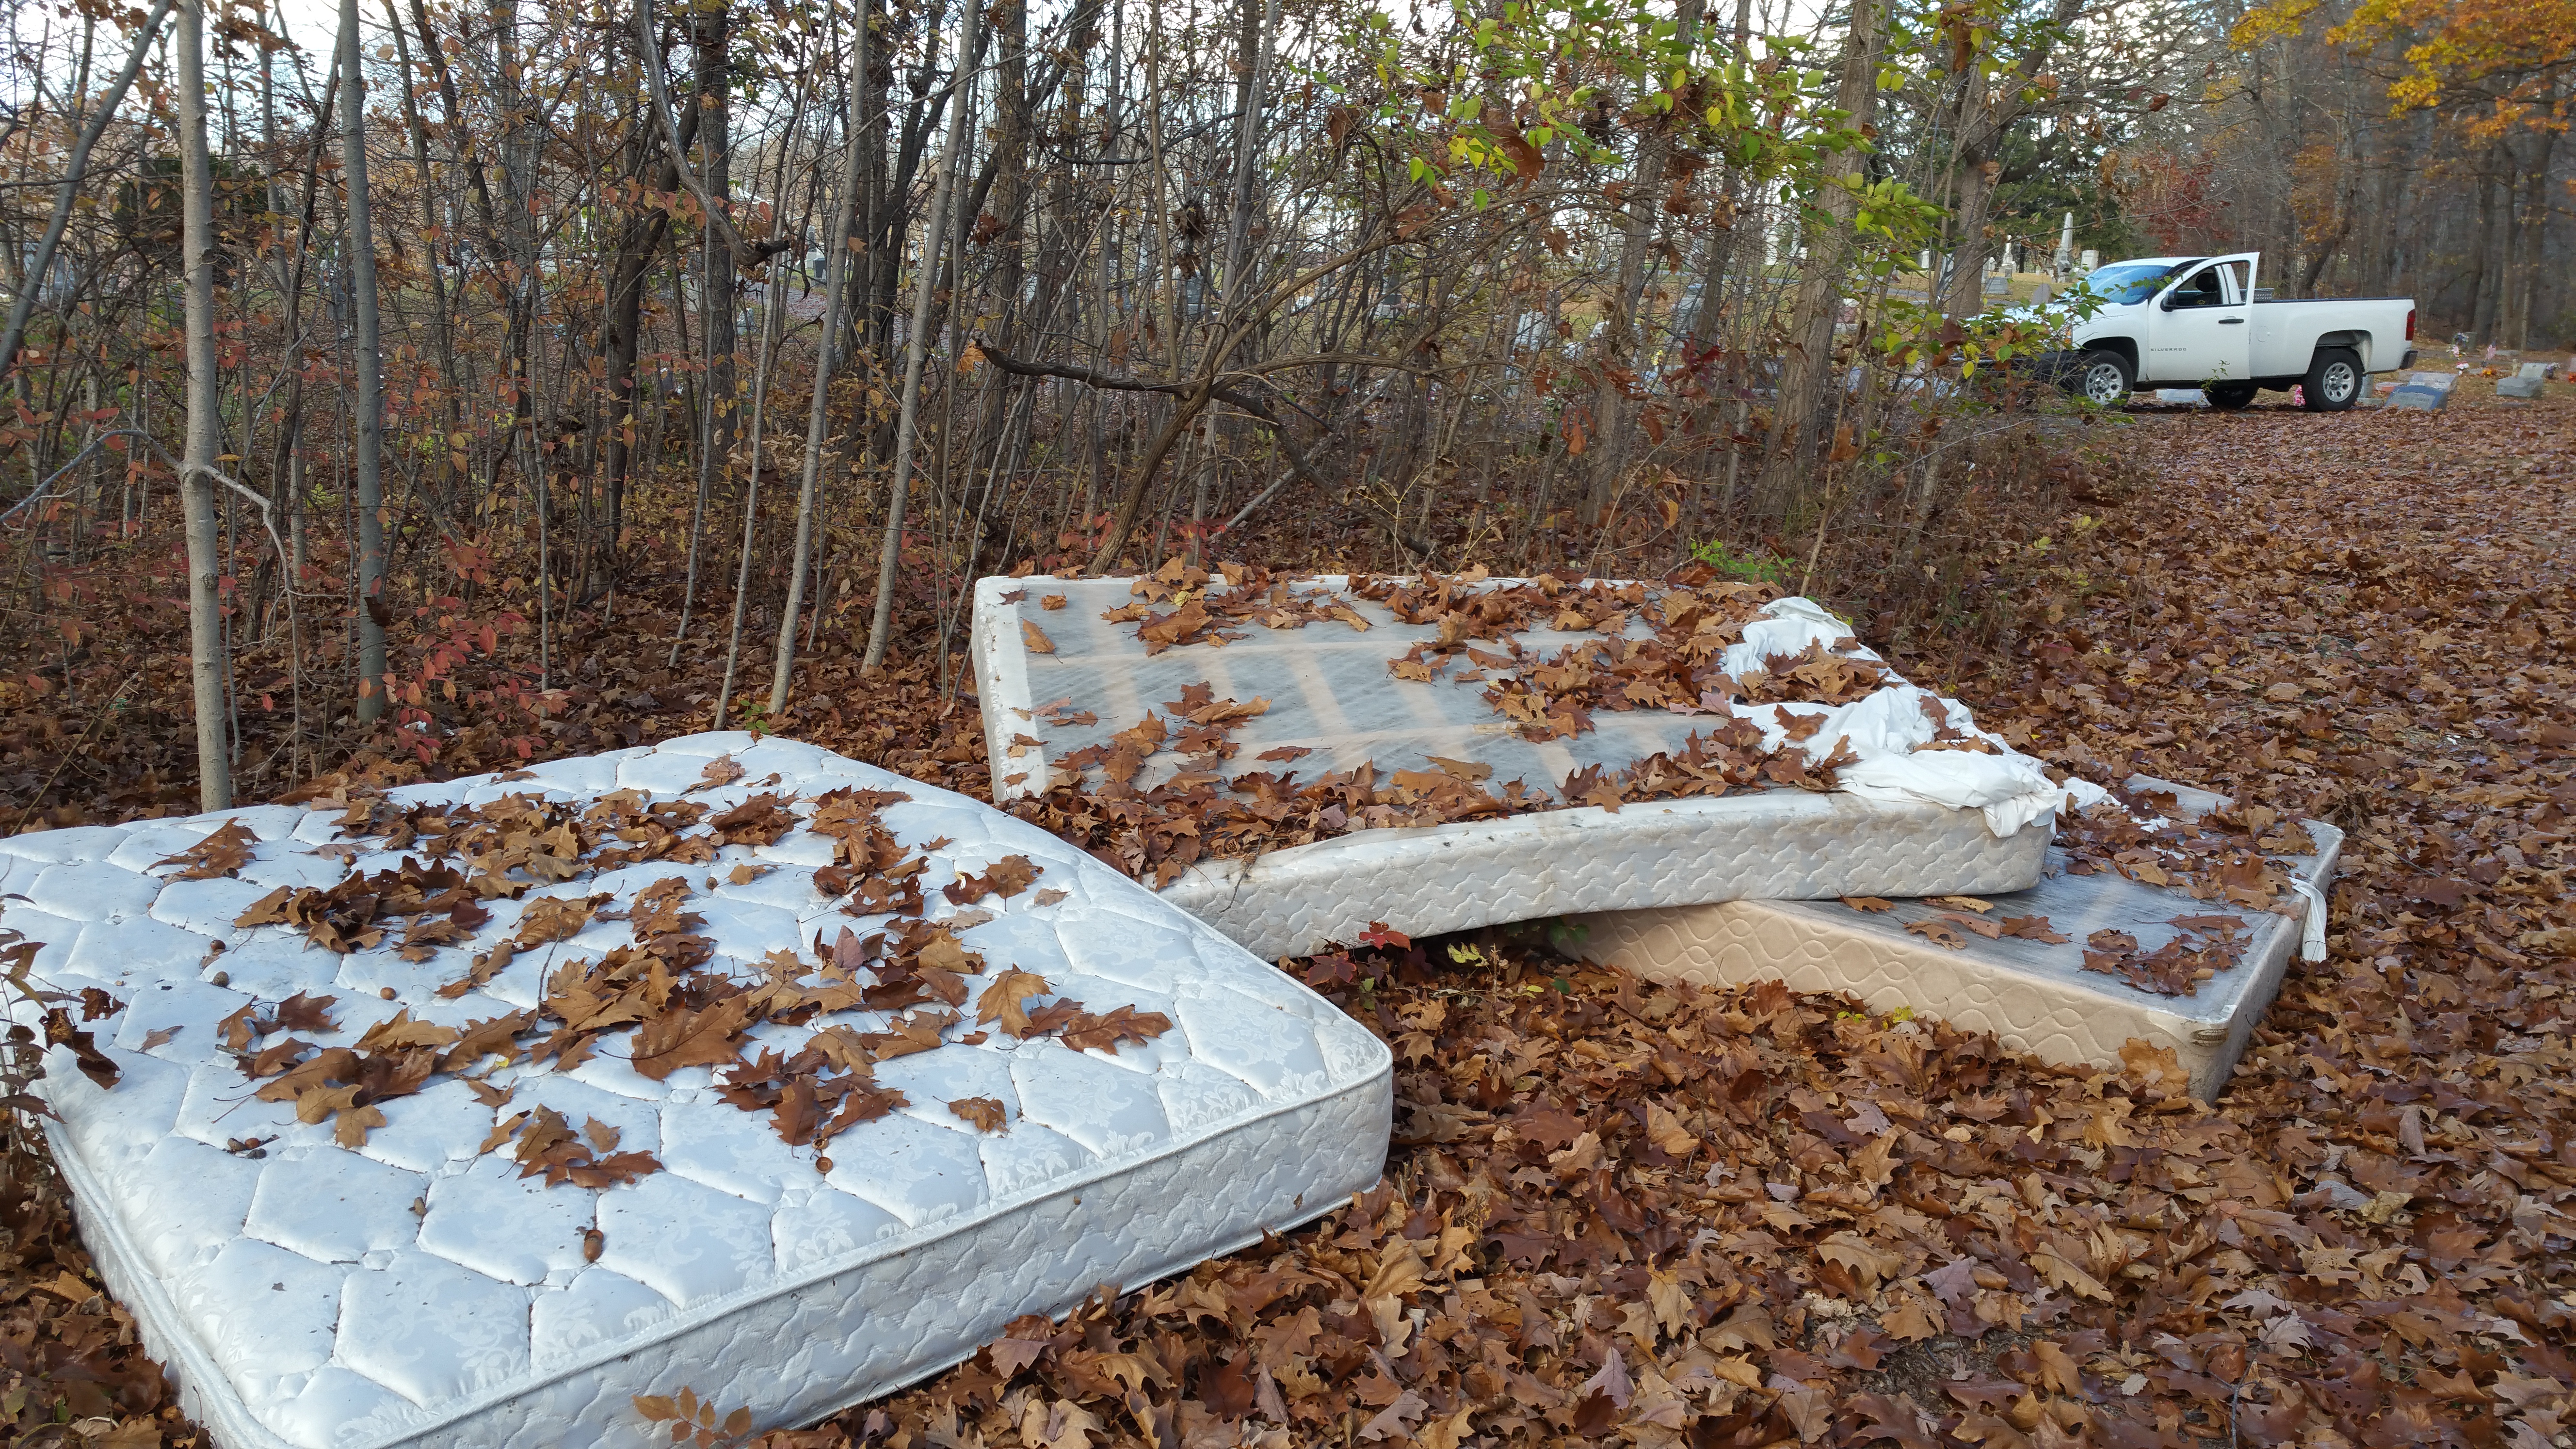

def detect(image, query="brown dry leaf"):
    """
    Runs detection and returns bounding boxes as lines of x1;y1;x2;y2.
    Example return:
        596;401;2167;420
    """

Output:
949;1097;1008;1132
691;754;746;792
628;996;755;1080
513;892;611;949
975;969;1051;1038
945;854;1040;905
155;818;260;880
1060;1005;1174;1055
1904;918;1967;950
1925;895;1995;913
1840;895;1894;912
1999;914;2072;943
333;1104;388;1148
1936;910;2005;939
273;992;339;1034
1021;620;1057;654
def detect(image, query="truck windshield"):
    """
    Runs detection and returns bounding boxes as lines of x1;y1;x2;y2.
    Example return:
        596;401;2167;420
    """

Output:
2083;262;2188;306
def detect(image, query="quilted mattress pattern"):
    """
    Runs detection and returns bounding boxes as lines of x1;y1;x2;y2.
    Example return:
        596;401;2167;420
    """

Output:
1568;779;2342;1100
1158;790;2049;963
0;733;1391;1449
972;575;2058;959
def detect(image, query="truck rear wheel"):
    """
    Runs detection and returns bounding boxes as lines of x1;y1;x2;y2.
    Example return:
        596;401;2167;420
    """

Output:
2207;383;2258;410
2302;348;2363;411
2071;350;2133;406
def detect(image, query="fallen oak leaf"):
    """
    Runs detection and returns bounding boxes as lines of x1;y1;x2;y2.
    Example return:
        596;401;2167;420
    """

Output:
976;969;1052;1038
513;892;612;949
1905;918;1968;950
1840;896;1895;912
333;1104;388;1148
950;1096;1008;1132
1936;910;2005;940
688;753;746;793
1999;914;2072;943
1060;1005;1174;1054
154;819;259;879
944;854;1041;905
272;992;339;1035
1021;620;1057;654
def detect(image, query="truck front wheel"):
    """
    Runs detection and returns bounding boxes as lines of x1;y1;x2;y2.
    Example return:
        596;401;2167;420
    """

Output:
2072;350;2133;406
2302;348;2363;411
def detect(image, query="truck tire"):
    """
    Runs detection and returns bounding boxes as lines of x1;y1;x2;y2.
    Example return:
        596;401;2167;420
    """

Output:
2301;348;2363;411
2071;350;2132;406
2207;383;2258;410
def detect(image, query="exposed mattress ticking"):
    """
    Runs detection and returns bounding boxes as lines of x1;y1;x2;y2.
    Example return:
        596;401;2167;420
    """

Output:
1566;777;2342;1099
972;572;2066;959
0;732;1391;1449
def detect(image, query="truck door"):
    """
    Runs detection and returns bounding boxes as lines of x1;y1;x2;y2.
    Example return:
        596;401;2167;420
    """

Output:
2144;254;2254;386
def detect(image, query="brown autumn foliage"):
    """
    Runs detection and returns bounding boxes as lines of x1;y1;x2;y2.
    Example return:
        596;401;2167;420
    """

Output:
0;392;2571;1448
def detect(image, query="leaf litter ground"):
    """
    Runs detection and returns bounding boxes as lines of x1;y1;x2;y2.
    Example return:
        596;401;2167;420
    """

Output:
1;397;2572;1448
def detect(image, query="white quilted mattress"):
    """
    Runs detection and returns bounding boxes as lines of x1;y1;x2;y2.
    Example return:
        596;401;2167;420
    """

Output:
971;574;2067;960
0;733;1390;1449
1566;778;2342;1099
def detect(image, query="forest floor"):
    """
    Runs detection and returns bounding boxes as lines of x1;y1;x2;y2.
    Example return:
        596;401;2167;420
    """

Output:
2;381;2572;1448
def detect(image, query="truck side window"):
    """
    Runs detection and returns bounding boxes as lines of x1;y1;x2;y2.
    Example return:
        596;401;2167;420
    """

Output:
2168;266;2227;309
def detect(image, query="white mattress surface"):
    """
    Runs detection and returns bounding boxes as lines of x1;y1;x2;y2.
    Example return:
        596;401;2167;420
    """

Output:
1568;777;2342;1099
971;573;2072;958
0;732;1391;1449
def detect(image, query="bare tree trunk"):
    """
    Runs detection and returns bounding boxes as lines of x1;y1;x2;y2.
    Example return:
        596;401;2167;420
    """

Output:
860;0;979;675
1756;0;1884;515
383;0;466;506
1586;0;1703;524
778;0;894;699
340;0;389;724
2467;157;2499;342
694;0;736;467
176;0;231;809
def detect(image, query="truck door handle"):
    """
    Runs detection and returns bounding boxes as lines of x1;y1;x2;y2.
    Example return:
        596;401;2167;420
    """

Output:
2218;318;2245;324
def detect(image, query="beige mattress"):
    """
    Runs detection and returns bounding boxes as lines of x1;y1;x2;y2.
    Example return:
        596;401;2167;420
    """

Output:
1567;778;2340;1100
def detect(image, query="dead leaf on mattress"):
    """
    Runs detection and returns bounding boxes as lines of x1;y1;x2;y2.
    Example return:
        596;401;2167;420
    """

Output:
1839;896;1894;912
1935;911;2004;939
1925;895;1995;913
950;1097;1008;1132
1999;914;2073;943
153;818;258;879
1904;918;1968;950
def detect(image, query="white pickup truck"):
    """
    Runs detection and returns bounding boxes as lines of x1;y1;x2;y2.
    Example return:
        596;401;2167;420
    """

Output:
2060;253;2417;411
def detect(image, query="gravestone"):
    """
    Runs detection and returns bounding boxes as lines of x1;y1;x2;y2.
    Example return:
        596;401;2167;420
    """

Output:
1570;776;2342;1101
2497;362;2551;400
2385;372;2455;412
0;733;1390;1449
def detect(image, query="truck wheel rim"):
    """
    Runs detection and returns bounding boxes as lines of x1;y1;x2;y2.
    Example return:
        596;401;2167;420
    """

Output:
2325;363;2355;402
2086;365;2125;403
